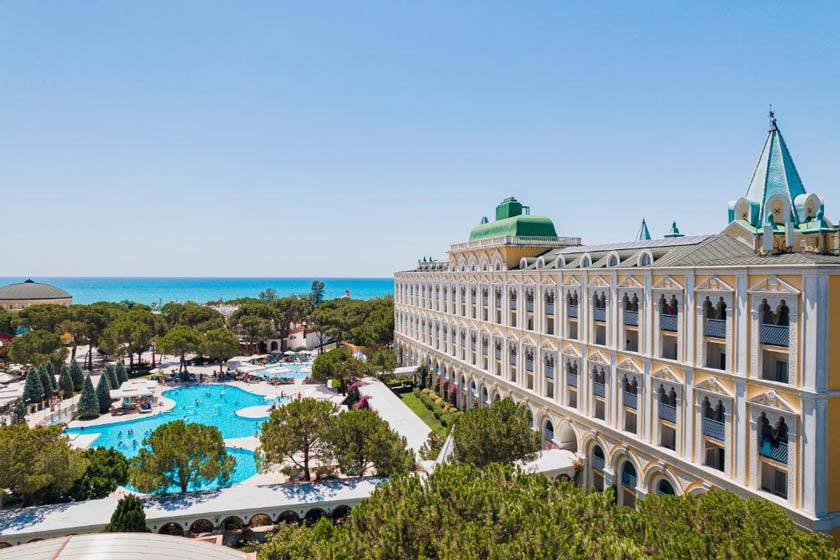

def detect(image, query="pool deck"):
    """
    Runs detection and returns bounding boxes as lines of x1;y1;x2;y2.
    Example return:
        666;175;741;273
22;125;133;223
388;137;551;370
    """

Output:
358;377;431;459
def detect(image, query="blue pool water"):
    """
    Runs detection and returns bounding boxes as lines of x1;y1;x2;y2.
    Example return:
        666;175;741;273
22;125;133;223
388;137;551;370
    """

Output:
253;361;312;380
65;385;283;491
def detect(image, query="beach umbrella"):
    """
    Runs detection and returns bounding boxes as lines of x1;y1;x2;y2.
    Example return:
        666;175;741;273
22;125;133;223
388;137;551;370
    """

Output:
283;350;296;356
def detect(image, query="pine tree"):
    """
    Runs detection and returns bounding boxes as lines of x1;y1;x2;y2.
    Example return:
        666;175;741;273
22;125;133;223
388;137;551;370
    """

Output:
105;364;119;390
96;374;112;414
59;364;74;399
77;375;99;420
22;368;44;406
104;494;148;532
115;361;128;386
38;364;54;401
69;358;84;392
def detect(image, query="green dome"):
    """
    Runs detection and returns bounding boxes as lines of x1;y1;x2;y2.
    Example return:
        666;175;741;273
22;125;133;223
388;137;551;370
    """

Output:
468;197;557;241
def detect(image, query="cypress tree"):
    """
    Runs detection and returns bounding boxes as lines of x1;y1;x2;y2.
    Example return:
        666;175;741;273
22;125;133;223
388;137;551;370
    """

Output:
115;361;128;385
104;494;148;532
11;400;27;424
38;364;54;401
43;362;58;391
96;374;112;414
22;368;44;405
77;375;99;420
69;358;84;392
59;364;74;399
105;364;119;390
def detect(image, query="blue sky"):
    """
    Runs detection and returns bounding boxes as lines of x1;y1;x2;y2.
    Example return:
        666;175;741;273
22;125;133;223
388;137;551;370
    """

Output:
2;2;838;277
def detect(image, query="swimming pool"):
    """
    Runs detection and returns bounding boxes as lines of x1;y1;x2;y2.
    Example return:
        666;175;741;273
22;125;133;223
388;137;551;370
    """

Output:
64;384;283;491
252;361;313;381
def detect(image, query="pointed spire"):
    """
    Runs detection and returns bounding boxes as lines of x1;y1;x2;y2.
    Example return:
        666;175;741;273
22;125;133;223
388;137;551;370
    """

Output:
636;219;651;241
664;221;684;238
743;111;806;227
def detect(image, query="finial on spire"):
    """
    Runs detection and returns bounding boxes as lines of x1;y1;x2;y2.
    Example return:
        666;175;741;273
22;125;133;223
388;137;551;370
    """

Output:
768;104;777;131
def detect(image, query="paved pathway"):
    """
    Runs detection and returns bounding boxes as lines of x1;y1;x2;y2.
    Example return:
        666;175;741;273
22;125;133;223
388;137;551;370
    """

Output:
358;378;430;458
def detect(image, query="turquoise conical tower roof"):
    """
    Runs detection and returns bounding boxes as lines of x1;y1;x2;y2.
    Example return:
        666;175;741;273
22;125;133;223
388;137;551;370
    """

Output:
636;219;651;241
744;114;807;226
664;221;684;238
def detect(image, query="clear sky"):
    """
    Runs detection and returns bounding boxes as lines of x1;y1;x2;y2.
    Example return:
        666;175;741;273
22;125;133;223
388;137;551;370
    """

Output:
2;2;838;277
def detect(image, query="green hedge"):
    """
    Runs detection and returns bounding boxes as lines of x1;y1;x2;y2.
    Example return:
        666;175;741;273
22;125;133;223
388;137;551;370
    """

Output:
415;388;460;427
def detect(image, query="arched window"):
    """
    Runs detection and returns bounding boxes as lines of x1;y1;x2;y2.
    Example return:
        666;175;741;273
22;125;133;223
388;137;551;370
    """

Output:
657;478;675;495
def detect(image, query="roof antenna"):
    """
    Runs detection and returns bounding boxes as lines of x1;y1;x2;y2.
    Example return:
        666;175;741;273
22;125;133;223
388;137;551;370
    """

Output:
768;104;777;131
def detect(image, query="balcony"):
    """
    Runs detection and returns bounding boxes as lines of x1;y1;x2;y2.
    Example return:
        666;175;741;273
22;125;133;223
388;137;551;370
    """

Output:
567;305;578;318
526;359;534;372
658;402;677;423
704;318;726;339
591;454;605;471
623;310;639;327
759;438;789;464
760;324;789;347
546;303;555;315
702;417;725;442
510;301;518;310
593;307;607;322
661;313;678;332
593;381;605;398
621;471;637;488
482;297;488;305
623;391;638;410
567;372;578;388
526;302;534;312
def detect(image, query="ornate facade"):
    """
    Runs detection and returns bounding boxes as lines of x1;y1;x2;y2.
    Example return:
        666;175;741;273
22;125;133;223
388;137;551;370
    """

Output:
393;117;840;536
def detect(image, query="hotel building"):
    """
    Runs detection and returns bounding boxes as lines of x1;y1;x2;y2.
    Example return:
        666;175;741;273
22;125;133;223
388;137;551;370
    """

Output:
393;116;840;536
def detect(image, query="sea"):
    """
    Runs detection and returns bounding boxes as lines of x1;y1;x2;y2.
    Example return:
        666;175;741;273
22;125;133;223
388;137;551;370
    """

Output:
0;277;393;306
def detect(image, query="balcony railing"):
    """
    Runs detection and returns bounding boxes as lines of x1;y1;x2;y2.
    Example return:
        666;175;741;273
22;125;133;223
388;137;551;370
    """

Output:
593;307;607;322
510;301;518;310
658;402;677;423
526;360;534;372
661;313;678;332
623;391;638;410
760;324;790;347
567;372;578;387
546;303;555;315
593;381;605;398
567;305;578;318
482;297;488;305
759;438;789;464
702;416;725;442
704;318;726;339
623;310;639;327
545;366;554;378
621;471;637;489
591;454;605;471
526;302;534;312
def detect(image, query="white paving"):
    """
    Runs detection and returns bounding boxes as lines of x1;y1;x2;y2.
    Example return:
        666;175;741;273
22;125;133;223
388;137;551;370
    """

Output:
0;478;385;542
358;378;431;457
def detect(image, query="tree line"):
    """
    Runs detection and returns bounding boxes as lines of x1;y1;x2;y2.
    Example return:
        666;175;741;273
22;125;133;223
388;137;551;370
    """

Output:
1;284;394;376
258;398;836;560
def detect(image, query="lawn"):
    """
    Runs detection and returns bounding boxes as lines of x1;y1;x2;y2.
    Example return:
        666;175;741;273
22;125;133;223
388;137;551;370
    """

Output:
400;391;444;431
